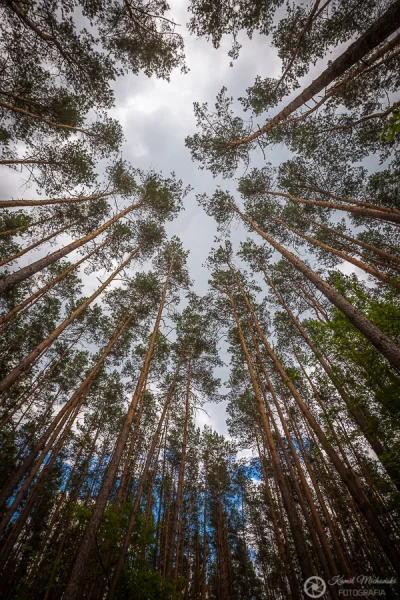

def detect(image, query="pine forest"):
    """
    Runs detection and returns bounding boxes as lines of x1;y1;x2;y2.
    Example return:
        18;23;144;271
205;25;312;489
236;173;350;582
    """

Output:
1;1;400;598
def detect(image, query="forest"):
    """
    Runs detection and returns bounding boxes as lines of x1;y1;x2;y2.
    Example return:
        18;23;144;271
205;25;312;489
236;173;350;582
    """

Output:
0;0;400;598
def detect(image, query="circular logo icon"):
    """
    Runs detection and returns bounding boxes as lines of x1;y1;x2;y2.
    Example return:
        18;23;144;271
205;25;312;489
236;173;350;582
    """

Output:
304;576;327;598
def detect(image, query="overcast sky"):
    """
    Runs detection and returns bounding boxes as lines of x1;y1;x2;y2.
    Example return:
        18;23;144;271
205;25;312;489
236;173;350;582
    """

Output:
105;0;288;438
1;0;368;442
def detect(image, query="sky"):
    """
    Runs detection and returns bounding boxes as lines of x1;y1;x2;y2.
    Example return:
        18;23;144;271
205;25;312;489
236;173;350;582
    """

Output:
108;0;288;439
1;0;368;442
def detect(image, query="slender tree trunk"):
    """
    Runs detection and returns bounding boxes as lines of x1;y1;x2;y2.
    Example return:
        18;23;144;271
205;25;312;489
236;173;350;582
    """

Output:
0;159;57;165
285;395;354;577
0;214;55;237
0;190;116;209
0;220;78;267
303;186;400;216
153;421;169;570
259;190;400;224
114;387;146;507
251;332;340;589
308;218;400;268
228;290;315;581
0;330;83;425
254;431;298;598
229;1;400;146
0;202;141;294
272;215;400;289
63;262;174;600
0;302;138;511
261;267;395;484
234;206;400;371
0;100;100;138
0;403;80;569
201;465;207;600
234;276;400;575
107;347;186;598
293;279;330;322
166;360;191;578
0;238;109;330
0;245;141;395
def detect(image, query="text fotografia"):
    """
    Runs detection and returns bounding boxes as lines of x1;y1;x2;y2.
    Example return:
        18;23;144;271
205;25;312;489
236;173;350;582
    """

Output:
337;591;385;597
329;576;397;586
303;575;397;598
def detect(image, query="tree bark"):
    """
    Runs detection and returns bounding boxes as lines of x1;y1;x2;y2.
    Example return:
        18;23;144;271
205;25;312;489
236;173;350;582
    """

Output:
0;237;109;329
0;190;116;208
0;220;77;268
0;100;101;138
228;290;315;581
234;206;400;371
309;218;400;270
272;215;400;290
302;185;400;216
107;350;185;599
63;261;174;600
229;1;400;146
165;360;191;579
0;302;138;512
0;245;141;395
0;202;140;294
0;215;55;237
258;190;400;224
251;330;340;588
261;267;395;482
234;276;400;575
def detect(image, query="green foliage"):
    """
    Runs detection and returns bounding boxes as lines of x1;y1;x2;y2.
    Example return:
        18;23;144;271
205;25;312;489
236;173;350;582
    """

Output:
379;103;400;143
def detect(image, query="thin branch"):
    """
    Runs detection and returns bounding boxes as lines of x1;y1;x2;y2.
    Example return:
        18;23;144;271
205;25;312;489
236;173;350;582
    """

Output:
275;0;323;91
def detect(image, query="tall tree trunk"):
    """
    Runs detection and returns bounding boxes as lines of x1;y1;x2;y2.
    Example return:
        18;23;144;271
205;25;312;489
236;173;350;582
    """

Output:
0;214;55;237
0;244;141;394
63;261;174;600
251;330;340;589
234;206;400;371
0;190;116;209
293;279;330;322
166;360;191;579
114;387;146;507
261;266;396;484
0;238;109;330
308;218;400;268
227;290;315;581
0;100;101;138
302;185;400;216
229;1;400;146
0;201;141;294
201;465;207;600
0;330;83;426
107;348;186;599
0;301;138;512
259;190;400;224
234;275;400;575
0;402;80;570
0;220;78;267
271;215;400;289
284;394;354;578
254;431;298;598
